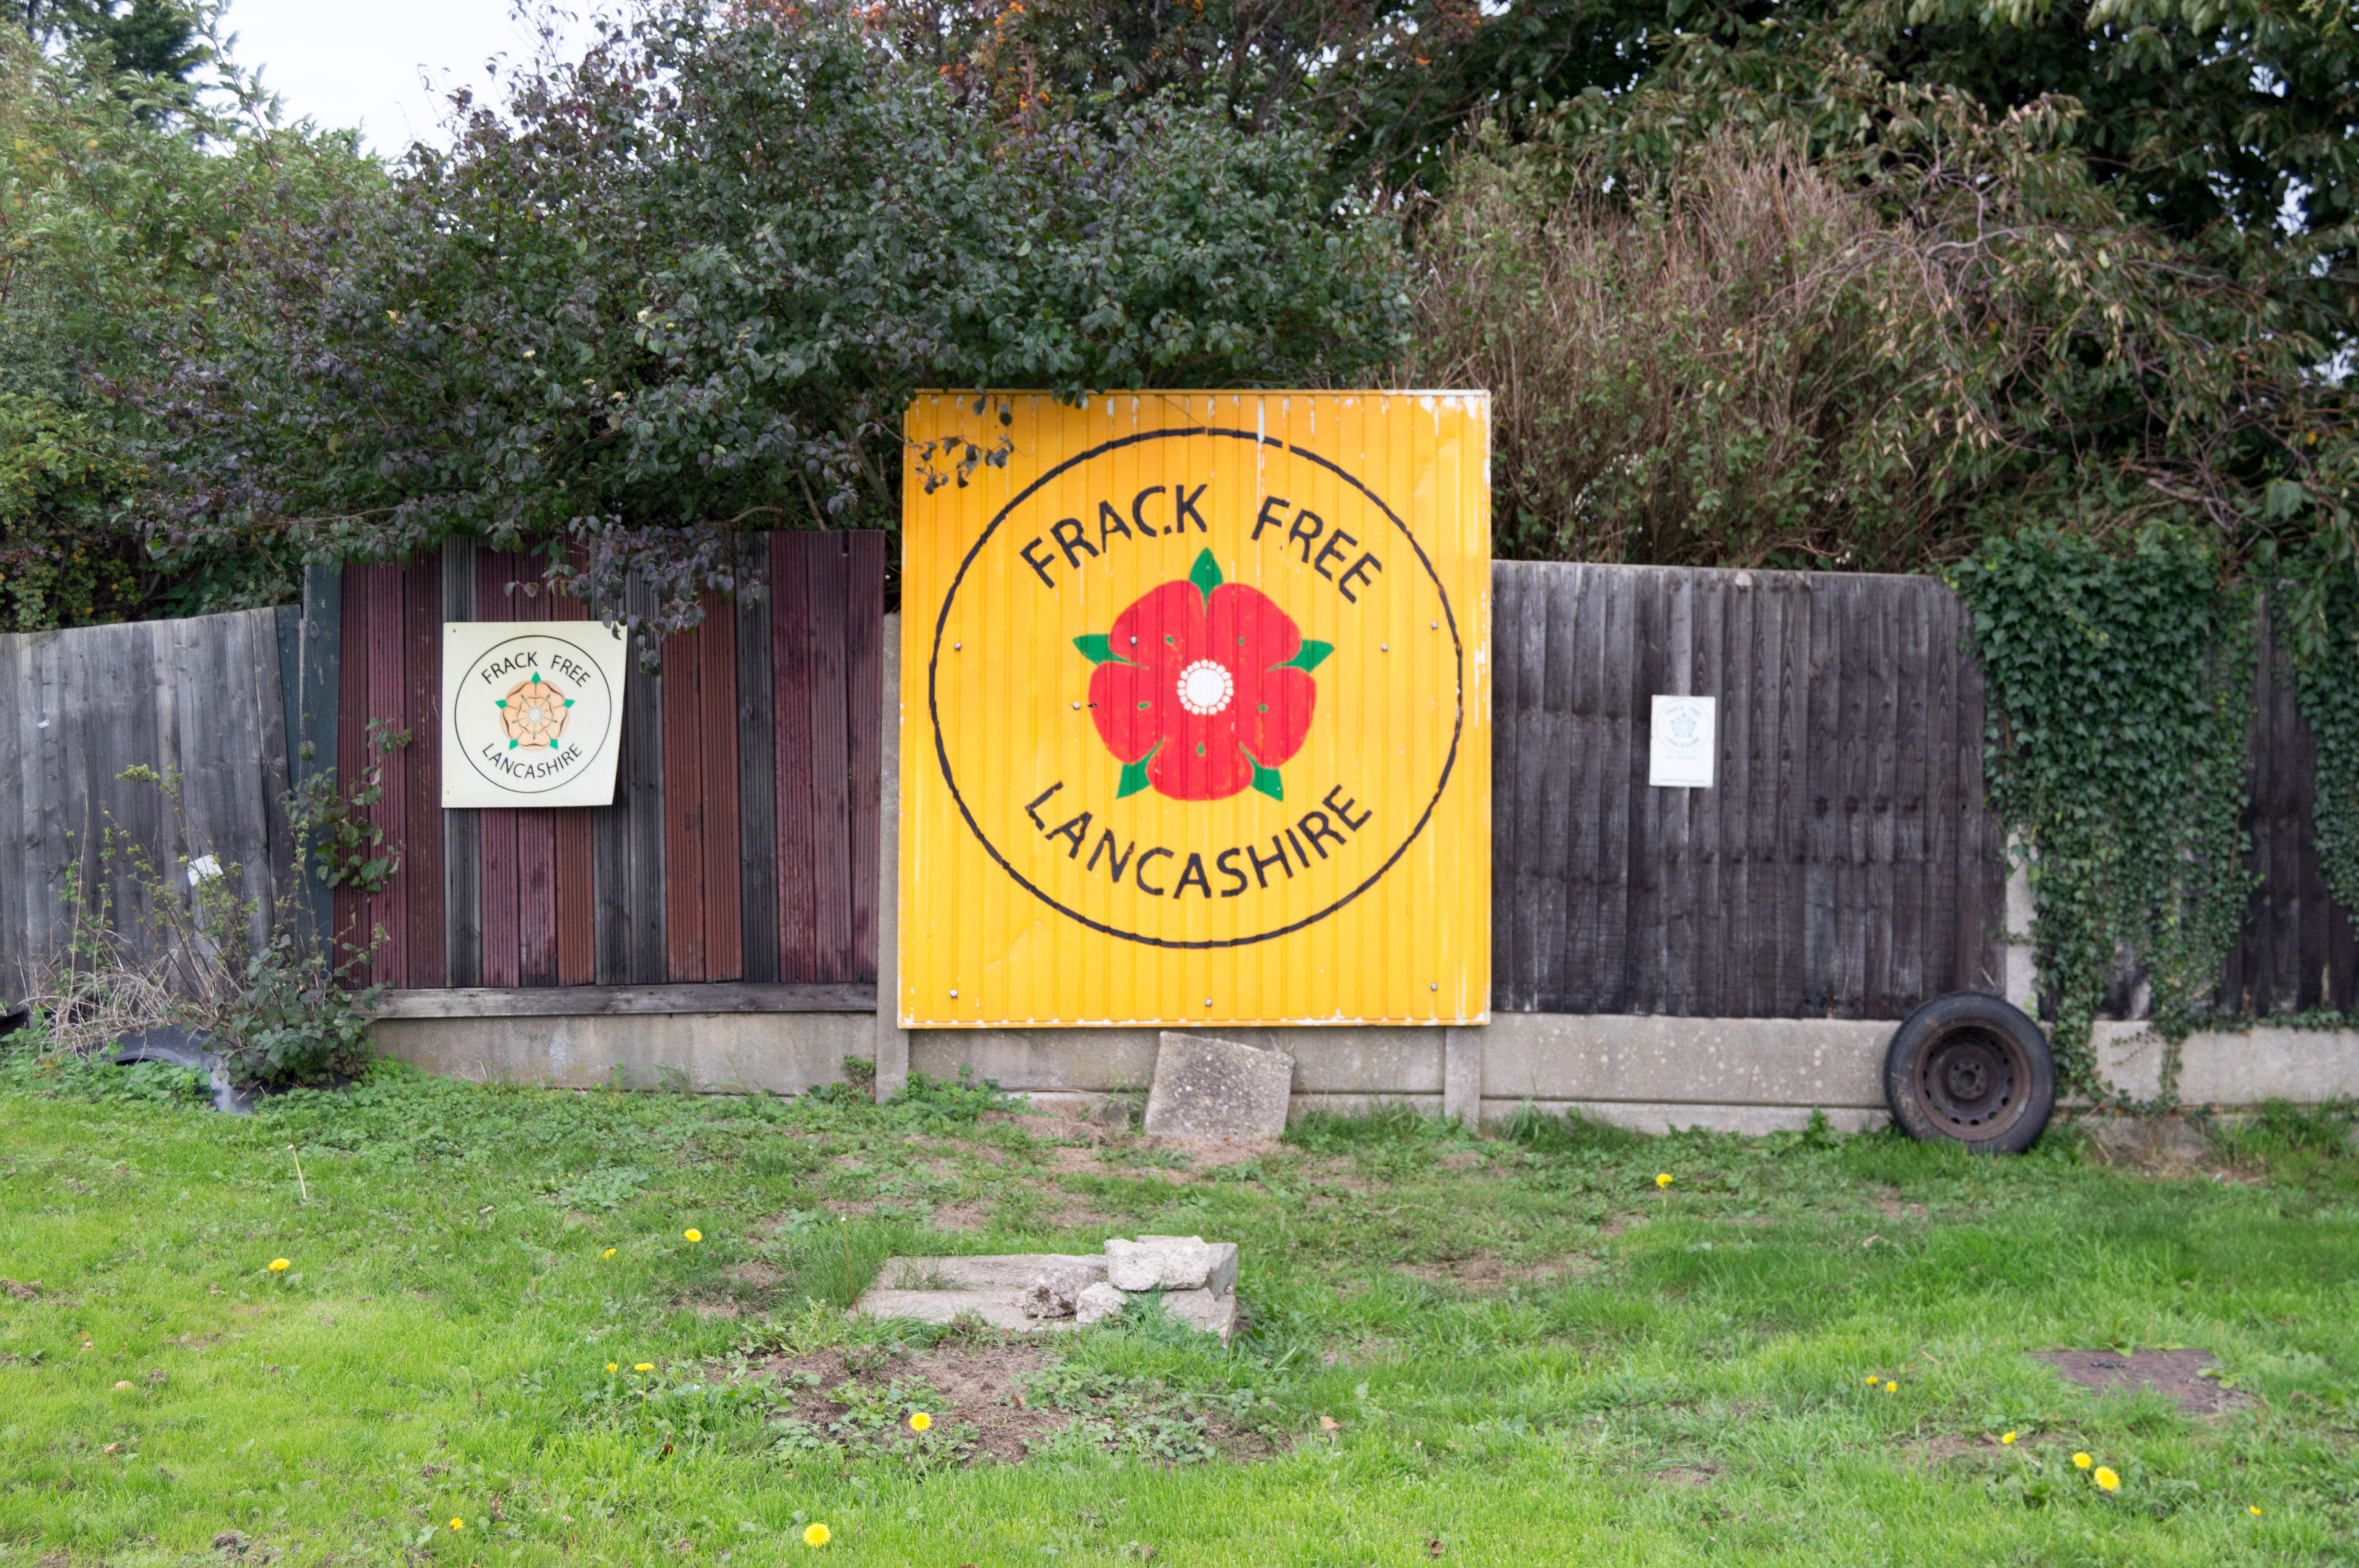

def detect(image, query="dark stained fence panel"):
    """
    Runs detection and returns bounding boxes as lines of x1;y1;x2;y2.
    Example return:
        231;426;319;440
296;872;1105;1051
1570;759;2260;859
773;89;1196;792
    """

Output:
804;541;855;983
1490;563;2008;1019
772;535;818;980
2221;599;2359;1014
845;531;886;980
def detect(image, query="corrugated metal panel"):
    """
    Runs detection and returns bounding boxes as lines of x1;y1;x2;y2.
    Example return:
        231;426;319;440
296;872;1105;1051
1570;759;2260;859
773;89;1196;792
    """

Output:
900;391;1492;1027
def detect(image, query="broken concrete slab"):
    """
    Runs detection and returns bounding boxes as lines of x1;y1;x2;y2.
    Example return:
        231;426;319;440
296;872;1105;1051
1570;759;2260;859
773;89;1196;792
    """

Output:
1073;1281;1127;1326
854;1281;1238;1341
1020;1263;1103;1319
855;1243;1241;1342
1140;1235;1238;1298
872;1254;1105;1292
1143;1031;1294;1140
1157;1287;1239;1339
855;1290;1075;1332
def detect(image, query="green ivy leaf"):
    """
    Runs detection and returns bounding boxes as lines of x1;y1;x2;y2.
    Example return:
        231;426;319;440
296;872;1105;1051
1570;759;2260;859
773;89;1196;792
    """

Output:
1189;549;1223;599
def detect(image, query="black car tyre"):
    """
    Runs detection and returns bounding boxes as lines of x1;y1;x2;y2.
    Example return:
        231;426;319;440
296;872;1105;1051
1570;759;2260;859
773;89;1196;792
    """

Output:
1883;993;2054;1154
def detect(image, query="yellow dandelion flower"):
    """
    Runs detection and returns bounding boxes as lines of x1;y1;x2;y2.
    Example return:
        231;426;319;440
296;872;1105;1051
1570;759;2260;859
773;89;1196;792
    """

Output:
2250;1506;2263;1516
1885;1381;1897;1393
909;1411;932;1432
803;1522;831;1548
634;1362;654;1372
605;1363;618;1373
2094;1466;2120;1492
683;1228;702;1243
1656;1173;1674;1189
1863;1374;1878;1385
2073;1452;2093;1470
602;1247;616;1259
450;1518;465;1531
2001;1431;2017;1445
267;1258;290;1273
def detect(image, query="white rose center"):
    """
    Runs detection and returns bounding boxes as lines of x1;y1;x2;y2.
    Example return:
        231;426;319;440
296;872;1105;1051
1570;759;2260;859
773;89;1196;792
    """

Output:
1176;659;1234;717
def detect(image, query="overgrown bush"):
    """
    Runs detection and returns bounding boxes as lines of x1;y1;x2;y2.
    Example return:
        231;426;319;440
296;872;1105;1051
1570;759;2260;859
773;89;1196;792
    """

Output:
151;0;1410;644
5;762;379;1091
1413;43;2354;578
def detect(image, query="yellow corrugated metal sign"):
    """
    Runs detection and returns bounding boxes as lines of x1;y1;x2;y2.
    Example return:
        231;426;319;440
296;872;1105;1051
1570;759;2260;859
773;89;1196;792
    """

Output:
900;391;1490;1027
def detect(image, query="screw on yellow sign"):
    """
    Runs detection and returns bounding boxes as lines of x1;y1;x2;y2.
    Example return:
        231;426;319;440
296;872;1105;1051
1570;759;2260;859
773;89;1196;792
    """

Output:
901;391;1490;1026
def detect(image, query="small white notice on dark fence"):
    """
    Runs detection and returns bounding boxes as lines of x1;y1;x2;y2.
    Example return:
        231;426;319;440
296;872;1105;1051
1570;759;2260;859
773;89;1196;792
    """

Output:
1648;695;1716;788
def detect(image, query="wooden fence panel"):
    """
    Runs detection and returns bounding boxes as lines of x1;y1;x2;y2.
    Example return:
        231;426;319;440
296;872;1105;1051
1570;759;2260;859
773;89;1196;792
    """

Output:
2221;600;2359;1013
0;609;293;1004
1489;563;2008;1018
311;534;883;995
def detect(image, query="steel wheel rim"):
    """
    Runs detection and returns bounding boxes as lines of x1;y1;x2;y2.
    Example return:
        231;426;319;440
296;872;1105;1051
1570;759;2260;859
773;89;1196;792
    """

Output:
1915;1023;2030;1140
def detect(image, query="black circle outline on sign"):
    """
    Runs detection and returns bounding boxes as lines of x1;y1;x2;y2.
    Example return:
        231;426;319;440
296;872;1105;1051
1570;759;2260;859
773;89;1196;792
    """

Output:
454;632;618;796
929;424;1465;949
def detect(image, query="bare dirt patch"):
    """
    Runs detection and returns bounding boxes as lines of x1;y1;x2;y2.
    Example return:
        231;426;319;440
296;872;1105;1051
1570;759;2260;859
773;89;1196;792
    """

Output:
922;1200;993;1232
2032;1349;2252;1416
1138;1135;1281;1170
1390;1254;1595;1290
985;1111;1103;1145
1648;1465;1719;1486
723;1261;783;1288
735;1343;1275;1466
678;1294;742;1321
1034;1189;1121;1233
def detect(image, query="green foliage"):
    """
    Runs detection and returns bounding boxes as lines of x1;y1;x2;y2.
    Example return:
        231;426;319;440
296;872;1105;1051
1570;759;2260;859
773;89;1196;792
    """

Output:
1418;45;2355;572
156;2;1409;642
293;719;411;895
27;0;209;89
1953;530;2256;1091
2290;582;2359;922
0;16;373;628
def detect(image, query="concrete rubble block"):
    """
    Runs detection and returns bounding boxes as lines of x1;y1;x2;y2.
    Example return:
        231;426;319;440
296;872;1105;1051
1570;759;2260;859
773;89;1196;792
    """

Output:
1141;1235;1239;1299
1021;1263;1103;1319
1105;1236;1218;1291
1073;1282;1128;1327
1156;1287;1240;1343
1142;1031;1295;1140
874;1254;1105;1292
854;1290;1074;1332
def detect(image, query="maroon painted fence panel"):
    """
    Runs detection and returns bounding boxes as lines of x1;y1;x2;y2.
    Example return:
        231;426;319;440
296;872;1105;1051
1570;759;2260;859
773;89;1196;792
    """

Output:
334;535;884;993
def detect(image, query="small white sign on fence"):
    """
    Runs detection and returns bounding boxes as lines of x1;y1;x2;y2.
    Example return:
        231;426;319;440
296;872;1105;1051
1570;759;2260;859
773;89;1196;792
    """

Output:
441;621;632;809
1648;695;1716;789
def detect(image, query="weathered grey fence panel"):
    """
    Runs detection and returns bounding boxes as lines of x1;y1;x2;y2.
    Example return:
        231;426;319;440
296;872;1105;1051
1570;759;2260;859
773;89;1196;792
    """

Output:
0;609;296;1004
1489;563;2009;1018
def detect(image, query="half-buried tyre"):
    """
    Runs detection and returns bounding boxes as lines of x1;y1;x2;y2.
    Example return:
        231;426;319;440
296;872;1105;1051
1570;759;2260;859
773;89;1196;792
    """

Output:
1883;993;2055;1154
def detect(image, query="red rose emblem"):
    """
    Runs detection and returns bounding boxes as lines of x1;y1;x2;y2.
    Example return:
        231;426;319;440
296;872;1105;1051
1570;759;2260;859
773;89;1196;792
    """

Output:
1075;550;1330;802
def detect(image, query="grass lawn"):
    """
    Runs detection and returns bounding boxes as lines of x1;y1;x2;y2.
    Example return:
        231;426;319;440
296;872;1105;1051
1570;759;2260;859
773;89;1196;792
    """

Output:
3;1054;2356;1566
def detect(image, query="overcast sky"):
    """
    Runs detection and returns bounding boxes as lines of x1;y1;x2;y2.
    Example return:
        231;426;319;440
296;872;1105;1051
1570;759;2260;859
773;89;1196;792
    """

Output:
220;1;601;155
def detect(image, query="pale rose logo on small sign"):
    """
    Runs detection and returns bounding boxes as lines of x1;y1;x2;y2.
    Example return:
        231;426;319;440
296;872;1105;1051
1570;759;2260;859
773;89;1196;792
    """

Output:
441;622;631;809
